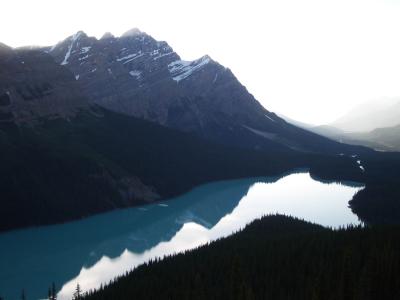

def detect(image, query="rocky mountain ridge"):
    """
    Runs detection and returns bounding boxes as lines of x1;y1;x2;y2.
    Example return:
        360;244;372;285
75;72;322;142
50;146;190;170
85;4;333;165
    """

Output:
43;28;362;154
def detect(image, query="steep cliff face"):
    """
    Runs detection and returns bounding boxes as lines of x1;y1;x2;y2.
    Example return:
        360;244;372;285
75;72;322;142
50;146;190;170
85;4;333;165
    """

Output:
0;45;88;123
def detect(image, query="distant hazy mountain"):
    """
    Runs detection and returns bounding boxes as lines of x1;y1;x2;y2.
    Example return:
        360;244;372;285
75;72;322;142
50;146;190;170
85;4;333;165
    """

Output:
338;125;400;152
277;114;345;140
278;113;398;151
365;125;400;150
279;99;400;151
331;97;400;132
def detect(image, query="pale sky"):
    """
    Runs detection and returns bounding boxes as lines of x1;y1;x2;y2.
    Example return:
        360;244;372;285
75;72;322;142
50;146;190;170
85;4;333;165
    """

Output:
1;0;400;124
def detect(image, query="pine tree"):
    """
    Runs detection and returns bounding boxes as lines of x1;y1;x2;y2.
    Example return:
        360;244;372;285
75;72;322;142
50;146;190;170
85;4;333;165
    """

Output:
73;283;82;300
51;282;57;300
48;282;57;300
21;289;26;300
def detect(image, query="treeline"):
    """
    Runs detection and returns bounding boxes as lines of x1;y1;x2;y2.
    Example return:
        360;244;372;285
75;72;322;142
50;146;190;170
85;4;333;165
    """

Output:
309;151;400;225
349;152;400;225
82;215;400;300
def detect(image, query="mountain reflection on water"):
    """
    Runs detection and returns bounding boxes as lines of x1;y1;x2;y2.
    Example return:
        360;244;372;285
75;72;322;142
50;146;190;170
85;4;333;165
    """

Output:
0;172;363;300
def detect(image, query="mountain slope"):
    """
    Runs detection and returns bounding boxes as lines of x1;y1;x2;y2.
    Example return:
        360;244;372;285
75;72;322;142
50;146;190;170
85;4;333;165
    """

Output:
338;125;400;151
45;29;365;154
281;112;400;152
0;107;312;232
332;97;400;132
364;125;400;150
0;44;87;123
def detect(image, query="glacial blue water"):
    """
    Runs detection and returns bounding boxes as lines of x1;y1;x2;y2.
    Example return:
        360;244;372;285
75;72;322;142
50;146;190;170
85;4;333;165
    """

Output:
0;172;363;300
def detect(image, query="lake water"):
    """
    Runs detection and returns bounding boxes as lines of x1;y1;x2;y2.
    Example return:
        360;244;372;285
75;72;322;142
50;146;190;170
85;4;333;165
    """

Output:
0;172;363;300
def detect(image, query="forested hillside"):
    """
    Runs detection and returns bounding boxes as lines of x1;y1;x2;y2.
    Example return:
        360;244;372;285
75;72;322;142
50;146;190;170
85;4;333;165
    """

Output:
0;107;308;231
83;215;400;300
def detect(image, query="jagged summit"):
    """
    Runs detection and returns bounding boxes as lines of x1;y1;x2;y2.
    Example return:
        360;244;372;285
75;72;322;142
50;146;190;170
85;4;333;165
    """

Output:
121;28;144;38
65;31;88;42
48;30;89;53
101;32;115;40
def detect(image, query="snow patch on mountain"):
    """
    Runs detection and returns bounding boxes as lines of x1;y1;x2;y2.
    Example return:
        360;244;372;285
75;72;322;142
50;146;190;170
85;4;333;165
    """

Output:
116;52;144;64
48;44;57;53
168;55;211;82
153;51;175;61
61;32;83;65
129;70;142;79
80;47;91;54
79;55;89;61
242;125;277;140
123;54;145;64
116;53;138;62
212;73;218;84
265;114;276;122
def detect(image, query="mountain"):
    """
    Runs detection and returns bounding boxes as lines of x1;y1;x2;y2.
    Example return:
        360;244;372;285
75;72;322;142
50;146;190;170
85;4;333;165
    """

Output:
0;30;371;231
45;29;363;154
283;116;400;152
277;115;347;139
276;113;314;129
361;125;400;151
0;44;87;123
336;125;400;152
331;97;400;132
281;110;400;152
0;42;304;231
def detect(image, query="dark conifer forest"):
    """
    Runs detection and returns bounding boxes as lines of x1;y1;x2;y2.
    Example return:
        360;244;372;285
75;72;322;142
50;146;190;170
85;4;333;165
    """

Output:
0;109;304;231
82;215;400;300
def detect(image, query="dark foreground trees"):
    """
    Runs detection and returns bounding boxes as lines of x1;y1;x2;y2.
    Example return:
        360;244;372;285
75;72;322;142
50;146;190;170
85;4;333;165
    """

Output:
83;215;400;300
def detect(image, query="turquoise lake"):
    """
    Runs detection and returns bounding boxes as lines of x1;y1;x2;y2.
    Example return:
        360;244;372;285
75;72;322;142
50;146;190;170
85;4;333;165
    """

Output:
0;172;363;300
